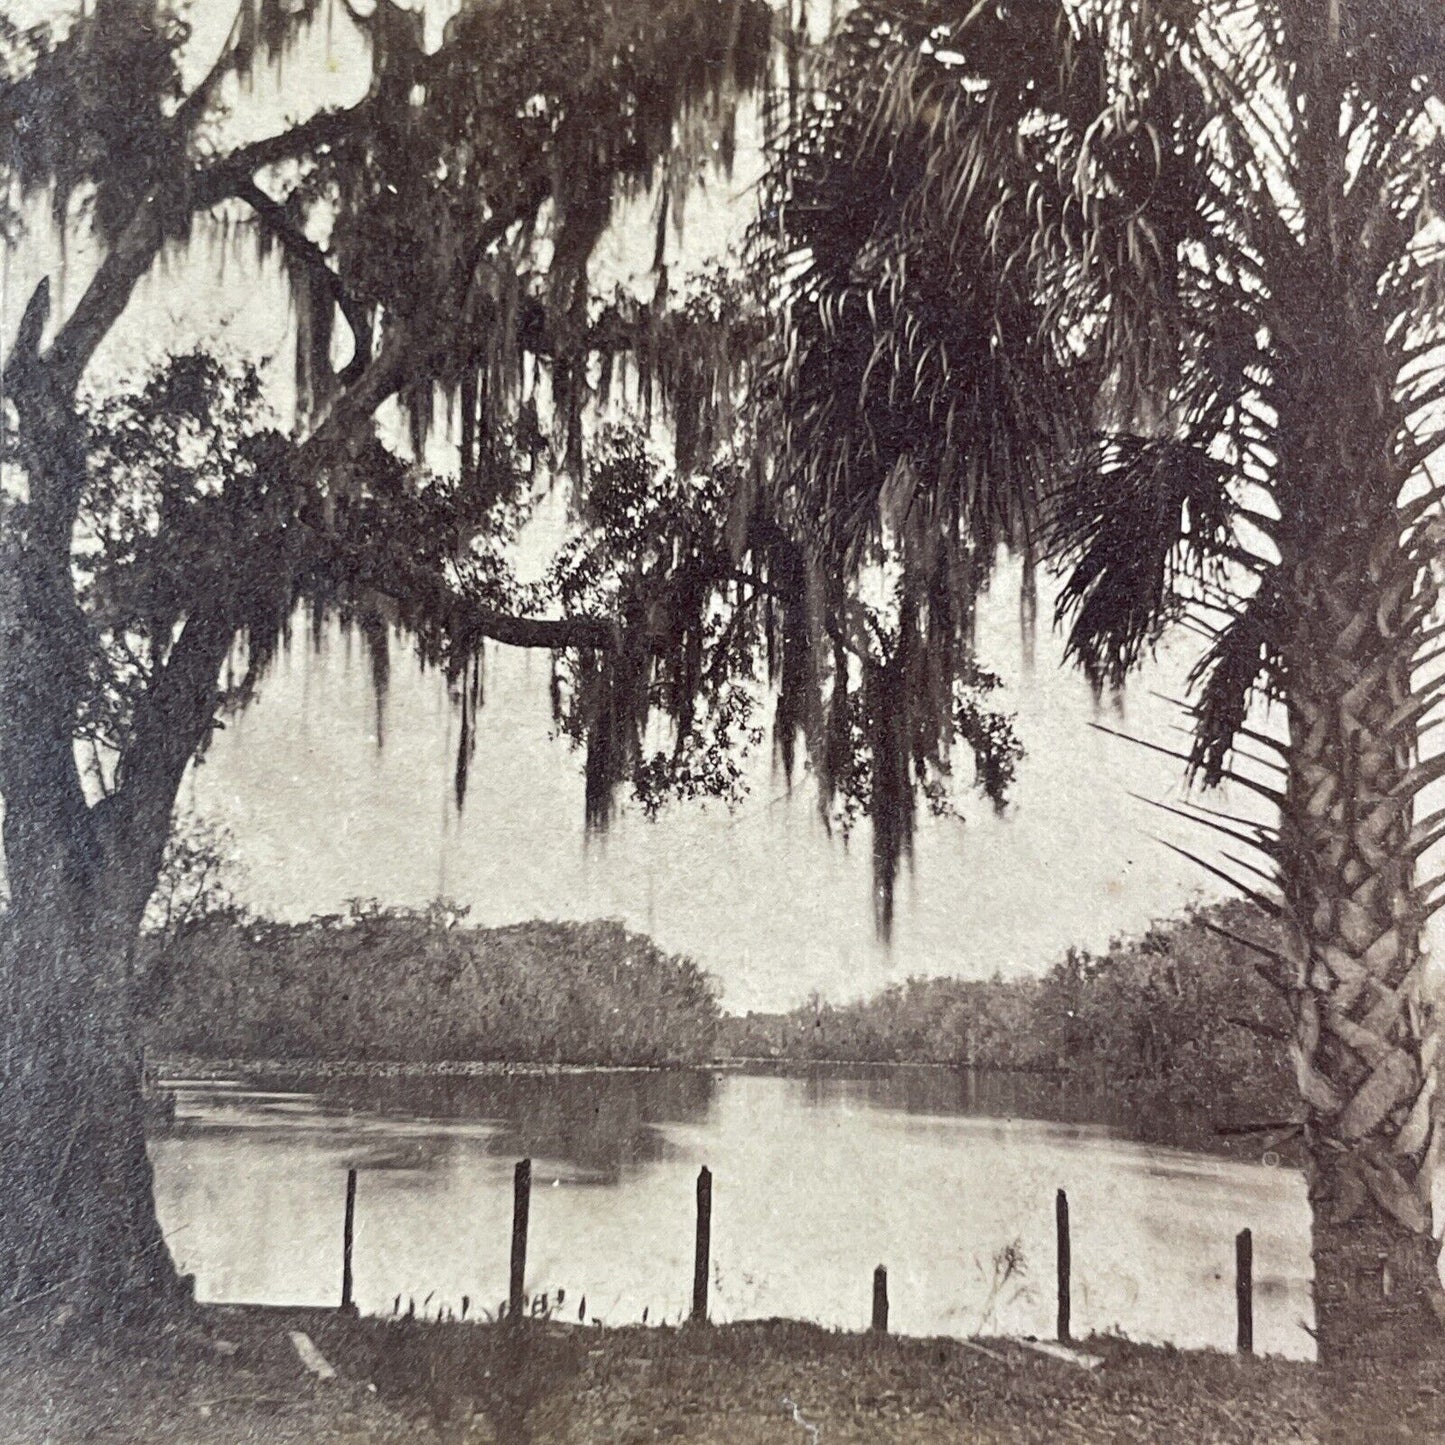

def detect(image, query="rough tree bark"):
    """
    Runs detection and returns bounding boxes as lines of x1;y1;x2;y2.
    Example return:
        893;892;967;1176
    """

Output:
1274;280;1445;1363
0;339;197;1316
1283;540;1444;1363
0;261;275;1317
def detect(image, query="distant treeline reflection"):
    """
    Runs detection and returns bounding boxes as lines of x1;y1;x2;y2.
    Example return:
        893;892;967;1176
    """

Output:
150;899;1294;1145
719;899;1294;1142
235;1068;718;1184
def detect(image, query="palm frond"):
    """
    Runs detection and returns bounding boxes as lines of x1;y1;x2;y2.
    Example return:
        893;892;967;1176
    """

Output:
1050;433;1237;692
1183;579;1288;787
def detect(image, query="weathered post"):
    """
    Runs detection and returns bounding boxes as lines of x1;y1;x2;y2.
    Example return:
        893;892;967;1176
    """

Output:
509;1159;531;1321
692;1166;712;1324
871;1265;889;1334
1056;1188;1071;1343
1236;1228;1253;1355
340;1167;357;1314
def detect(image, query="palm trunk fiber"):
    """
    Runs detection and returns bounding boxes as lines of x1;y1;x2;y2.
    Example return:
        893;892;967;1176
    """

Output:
1283;520;1445;1366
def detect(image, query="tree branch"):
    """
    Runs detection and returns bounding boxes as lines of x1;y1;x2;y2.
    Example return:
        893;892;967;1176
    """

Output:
355;541;620;654
191;101;371;208
92;606;239;923
4;96;377;406
294;325;413;471
444;604;619;652
293;173;553;469
172;0;247;131
8;198;165;402
109;608;236;819
232;178;371;385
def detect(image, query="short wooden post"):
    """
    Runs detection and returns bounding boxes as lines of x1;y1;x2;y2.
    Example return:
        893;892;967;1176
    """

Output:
340;1167;357;1314
509;1159;531;1321
1236;1228;1254;1355
871;1265;889;1334
1056;1188;1071;1343
692;1166;712;1323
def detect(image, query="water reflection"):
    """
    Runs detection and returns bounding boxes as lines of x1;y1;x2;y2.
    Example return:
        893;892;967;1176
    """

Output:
149;1065;1313;1357
795;1063;1071;1119
212;1068;716;1184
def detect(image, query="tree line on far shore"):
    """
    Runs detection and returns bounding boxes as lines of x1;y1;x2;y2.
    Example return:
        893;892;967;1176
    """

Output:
146;905;722;1067
721;898;1294;1132
147;895;1293;1133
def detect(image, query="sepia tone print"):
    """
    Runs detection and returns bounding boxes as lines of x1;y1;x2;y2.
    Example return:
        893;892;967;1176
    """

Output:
1;0;1443;1439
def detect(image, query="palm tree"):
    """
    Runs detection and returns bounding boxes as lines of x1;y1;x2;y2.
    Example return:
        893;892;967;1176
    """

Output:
756;0;1445;1361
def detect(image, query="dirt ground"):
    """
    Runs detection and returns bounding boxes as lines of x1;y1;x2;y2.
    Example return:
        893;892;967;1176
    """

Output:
1;1305;1441;1444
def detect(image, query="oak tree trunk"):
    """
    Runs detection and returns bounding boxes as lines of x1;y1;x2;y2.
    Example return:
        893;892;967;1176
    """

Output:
0;889;182;1318
0;353;226;1324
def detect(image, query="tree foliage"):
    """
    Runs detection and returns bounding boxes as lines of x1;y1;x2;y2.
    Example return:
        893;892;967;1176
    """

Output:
758;0;1445;765
723;899;1294;1143
755;0;1445;1360
148;906;722;1066
1;0;782;832
1;0;1031;944
0;0;783;1317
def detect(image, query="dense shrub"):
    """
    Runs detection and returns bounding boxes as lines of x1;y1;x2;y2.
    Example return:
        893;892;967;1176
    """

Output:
1030;901;1291;1118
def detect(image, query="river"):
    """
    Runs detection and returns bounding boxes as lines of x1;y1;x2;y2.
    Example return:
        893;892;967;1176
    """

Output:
148;1065;1313;1358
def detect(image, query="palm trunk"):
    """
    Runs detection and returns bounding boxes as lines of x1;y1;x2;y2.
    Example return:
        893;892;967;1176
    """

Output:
1279;505;1445;1366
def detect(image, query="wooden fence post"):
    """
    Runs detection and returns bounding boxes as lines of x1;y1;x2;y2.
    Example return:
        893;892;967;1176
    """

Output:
871;1265;889;1334
1236;1228;1253;1355
509;1159;531;1321
1056;1188;1071;1343
692;1166;712;1324
340;1167;357;1314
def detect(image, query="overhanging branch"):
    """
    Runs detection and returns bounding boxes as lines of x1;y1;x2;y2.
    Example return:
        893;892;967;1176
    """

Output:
233;178;372;385
191;102;371;208
297;510;624;657
372;553;620;654
447;606;618;652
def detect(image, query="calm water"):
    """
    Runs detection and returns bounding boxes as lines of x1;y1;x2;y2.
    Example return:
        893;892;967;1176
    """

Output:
148;1067;1313;1358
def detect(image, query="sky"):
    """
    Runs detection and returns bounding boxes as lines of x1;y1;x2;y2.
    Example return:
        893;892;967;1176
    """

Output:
6;0;1298;1012
181;574;1259;1013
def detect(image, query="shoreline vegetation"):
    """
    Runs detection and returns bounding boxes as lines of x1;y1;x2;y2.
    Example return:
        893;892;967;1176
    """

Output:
147;898;1295;1156
6;1302;1435;1445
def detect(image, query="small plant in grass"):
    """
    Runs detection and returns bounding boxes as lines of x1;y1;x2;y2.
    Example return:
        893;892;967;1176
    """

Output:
972;1239;1030;1337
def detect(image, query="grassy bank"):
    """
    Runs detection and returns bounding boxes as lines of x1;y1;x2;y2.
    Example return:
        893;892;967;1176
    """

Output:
3;1304;1437;1444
